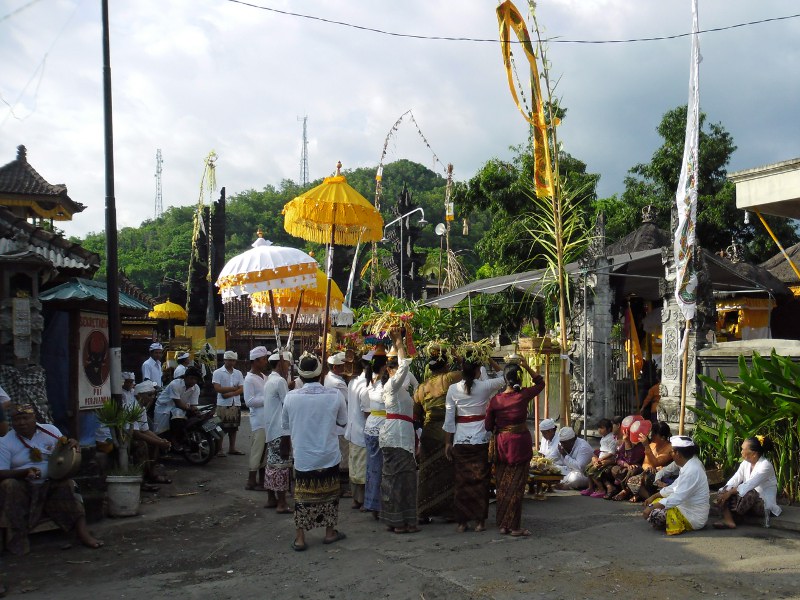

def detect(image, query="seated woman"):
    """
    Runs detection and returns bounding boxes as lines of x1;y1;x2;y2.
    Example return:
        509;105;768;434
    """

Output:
643;435;709;535
0;404;103;554
714;436;782;529
604;428;645;500
581;419;617;498
621;421;672;503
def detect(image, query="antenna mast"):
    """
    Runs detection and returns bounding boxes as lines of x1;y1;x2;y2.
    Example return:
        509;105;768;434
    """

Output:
154;148;163;218
298;116;309;186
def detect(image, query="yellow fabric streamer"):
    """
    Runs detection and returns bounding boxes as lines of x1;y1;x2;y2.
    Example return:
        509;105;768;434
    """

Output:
496;0;554;198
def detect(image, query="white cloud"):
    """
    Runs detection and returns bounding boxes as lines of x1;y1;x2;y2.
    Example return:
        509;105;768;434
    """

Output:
0;0;798;240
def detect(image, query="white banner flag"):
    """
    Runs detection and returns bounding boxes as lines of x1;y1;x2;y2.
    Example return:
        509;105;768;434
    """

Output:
674;0;701;322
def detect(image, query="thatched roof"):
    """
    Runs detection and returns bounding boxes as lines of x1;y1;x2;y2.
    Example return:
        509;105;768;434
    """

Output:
760;241;800;284
604;222;671;255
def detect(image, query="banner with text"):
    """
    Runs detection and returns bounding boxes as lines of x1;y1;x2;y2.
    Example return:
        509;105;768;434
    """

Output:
78;312;111;410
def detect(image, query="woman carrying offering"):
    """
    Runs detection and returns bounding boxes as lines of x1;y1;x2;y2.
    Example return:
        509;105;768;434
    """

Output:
485;360;545;536
714;436;782;529
362;349;388;518
413;350;461;523
379;330;419;533
444;355;505;533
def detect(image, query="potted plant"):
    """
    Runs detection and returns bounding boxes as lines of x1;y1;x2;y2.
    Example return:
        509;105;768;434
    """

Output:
96;398;145;517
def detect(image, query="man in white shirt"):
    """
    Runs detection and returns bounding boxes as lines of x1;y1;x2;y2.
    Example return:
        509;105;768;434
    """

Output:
173;352;191;379
538;418;560;461
263;351;292;513
644;435;709;535
244;347;270;491
141;343;164;391
282;353;347;551
554;427;592;489
153;367;201;448
344;355;369;508
324;352;350;497
212;350;245;457
0;403;103;554
128;380;172;485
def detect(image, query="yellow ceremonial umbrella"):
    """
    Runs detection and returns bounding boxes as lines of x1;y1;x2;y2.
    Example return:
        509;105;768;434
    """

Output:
148;300;187;321
251;269;344;318
283;161;383;366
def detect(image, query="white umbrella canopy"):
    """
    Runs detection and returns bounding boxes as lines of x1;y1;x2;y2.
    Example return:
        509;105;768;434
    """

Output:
215;236;318;302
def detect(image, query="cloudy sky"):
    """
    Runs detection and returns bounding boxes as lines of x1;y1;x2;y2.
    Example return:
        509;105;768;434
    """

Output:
2;0;798;239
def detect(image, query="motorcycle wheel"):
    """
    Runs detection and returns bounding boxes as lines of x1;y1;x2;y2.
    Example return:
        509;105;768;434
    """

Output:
183;429;215;465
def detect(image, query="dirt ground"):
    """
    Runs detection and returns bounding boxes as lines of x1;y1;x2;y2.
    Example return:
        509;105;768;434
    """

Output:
4;418;800;600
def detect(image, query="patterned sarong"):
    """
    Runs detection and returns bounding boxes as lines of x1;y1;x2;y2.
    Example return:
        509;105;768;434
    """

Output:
264;437;292;492
495;462;528;531
452;443;490;523
626;470;656;497
0;479;84;555
417;422;454;519
727;489;765;520
363;434;383;512
647;496;694;535
293;465;339;531
380;447;417;528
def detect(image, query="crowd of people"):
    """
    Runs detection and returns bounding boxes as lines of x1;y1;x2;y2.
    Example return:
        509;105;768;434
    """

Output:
0;334;787;568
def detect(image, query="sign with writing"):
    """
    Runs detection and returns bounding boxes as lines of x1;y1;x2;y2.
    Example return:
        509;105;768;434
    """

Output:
78;312;111;410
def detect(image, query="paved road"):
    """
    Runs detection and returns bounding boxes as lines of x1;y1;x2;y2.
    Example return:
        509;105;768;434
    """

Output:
5;417;800;599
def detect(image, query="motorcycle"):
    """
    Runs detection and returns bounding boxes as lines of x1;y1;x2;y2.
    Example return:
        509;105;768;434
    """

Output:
181;404;223;465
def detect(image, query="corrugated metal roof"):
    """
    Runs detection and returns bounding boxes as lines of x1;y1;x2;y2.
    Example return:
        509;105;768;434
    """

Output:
40;277;152;311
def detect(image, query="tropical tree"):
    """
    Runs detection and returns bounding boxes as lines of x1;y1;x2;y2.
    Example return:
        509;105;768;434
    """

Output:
597;106;799;262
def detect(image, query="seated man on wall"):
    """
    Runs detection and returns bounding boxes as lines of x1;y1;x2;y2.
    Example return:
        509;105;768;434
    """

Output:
0;404;103;554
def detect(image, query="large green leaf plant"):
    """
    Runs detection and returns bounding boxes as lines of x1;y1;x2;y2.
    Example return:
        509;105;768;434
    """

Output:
694;351;800;503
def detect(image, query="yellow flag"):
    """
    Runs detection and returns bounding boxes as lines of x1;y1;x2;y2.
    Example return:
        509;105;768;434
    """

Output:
496;0;554;198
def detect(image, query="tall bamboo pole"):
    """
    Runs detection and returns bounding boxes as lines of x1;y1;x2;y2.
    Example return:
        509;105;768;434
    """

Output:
532;14;570;427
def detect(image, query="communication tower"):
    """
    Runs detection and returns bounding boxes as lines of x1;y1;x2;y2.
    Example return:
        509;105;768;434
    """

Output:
298;116;309;186
154;148;163;218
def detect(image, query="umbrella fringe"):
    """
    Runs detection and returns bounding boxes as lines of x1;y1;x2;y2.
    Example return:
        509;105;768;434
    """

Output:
284;220;374;246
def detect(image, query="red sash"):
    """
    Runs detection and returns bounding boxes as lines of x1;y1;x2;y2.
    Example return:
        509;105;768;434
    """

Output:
456;414;485;424
386;413;413;423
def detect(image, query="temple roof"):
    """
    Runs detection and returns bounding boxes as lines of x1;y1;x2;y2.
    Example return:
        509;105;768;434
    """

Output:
604;221;672;255
0;145;85;221
0;206;99;276
761;241;800;284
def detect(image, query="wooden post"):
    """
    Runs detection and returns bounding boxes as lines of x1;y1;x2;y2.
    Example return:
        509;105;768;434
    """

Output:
320;227;336;380
267;289;286;376
544;356;550;419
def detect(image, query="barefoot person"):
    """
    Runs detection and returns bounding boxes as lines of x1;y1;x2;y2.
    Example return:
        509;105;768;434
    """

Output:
282;353;348;551
714;436;782;529
243;346;270;491
0;404;103;554
485;361;545;537
444;355;505;533
379;331;419;534
263;351;292;513
643;435;709;535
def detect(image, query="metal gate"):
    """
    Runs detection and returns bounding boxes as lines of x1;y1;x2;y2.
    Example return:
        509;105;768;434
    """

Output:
610;337;637;416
